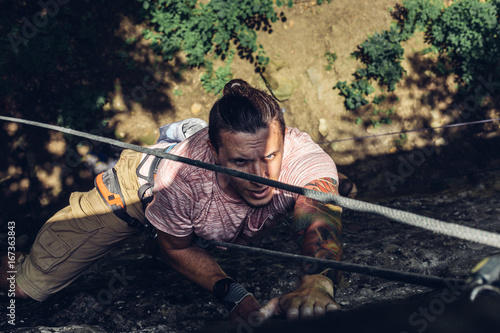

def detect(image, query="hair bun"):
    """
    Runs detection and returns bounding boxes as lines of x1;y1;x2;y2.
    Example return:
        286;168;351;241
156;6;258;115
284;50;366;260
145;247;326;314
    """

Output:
223;79;251;96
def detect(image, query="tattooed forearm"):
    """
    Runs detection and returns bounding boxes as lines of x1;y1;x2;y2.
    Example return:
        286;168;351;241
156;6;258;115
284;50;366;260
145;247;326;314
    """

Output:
293;178;343;280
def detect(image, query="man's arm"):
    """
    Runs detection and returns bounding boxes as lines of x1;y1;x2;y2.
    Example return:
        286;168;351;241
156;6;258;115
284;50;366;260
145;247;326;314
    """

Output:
293;177;343;278
260;177;342;320
156;229;261;320
157;230;226;290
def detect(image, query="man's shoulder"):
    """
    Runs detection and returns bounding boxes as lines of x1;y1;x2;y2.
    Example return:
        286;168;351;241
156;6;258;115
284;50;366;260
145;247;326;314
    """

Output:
283;127;318;156
280;126;337;183
172;128;210;159
157;128;212;180
284;126;314;143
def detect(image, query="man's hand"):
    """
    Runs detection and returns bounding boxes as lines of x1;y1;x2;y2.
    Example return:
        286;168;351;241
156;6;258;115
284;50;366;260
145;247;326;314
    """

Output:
259;274;340;321
228;294;262;324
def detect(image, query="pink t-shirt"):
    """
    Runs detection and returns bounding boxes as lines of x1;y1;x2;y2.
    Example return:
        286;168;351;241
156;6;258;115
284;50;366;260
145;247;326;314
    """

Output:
145;127;338;244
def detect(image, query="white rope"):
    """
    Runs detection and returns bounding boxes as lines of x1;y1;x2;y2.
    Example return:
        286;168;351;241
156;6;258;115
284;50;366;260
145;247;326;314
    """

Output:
1;115;499;249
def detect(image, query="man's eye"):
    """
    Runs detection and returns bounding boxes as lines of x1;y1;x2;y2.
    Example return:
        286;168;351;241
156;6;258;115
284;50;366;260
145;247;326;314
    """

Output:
234;159;246;166
265;154;275;160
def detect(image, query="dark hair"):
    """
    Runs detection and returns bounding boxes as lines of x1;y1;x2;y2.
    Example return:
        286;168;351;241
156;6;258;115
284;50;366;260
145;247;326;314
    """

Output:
208;79;286;151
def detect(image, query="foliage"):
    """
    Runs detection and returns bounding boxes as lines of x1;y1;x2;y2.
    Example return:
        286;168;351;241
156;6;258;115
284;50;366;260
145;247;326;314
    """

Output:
372;94;386;105
334;79;374;110
428;0;500;85
325;51;337;71
139;0;280;65
354;106;395;128
396;0;500;95
334;25;406;114
395;133;408;146
138;0;331;94
201;50;235;95
353;25;406;92
370;107;394;128
394;0;444;41
335;0;500;129
1;2;112;131
139;0;275;93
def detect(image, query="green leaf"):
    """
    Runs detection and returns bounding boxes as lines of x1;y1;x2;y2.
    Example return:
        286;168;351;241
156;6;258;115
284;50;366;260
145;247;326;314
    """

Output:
136;0;287;95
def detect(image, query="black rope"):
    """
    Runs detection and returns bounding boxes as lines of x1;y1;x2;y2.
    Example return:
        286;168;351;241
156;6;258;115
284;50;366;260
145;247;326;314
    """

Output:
259;72;287;103
0;116;319;198
317;118;500;144
208;240;466;289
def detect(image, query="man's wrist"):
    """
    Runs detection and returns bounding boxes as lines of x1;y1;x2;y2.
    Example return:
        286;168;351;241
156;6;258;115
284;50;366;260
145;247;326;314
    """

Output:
213;277;235;301
213;277;252;313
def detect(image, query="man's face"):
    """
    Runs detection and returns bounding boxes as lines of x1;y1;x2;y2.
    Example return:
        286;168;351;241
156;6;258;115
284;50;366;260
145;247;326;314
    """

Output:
210;121;284;208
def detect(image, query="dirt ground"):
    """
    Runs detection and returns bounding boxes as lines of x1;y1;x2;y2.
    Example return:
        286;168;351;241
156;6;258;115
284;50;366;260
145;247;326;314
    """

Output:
1;185;499;332
2;0;500;332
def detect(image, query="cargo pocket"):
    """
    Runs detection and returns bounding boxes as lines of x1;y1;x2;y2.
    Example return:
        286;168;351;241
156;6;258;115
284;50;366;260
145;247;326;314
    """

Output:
31;212;104;274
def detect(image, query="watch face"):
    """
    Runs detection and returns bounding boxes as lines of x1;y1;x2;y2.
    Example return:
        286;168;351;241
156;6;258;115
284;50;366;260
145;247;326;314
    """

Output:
214;278;233;300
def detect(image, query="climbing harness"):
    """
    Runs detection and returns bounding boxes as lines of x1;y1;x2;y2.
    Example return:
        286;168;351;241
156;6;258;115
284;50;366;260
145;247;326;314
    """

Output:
95;143;177;238
136;143;177;207
95;168;145;229
467;254;500;301
91;118;204;237
1;115;500;290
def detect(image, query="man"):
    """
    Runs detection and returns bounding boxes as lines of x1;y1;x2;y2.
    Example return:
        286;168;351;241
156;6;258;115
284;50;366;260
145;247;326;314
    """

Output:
1;79;343;323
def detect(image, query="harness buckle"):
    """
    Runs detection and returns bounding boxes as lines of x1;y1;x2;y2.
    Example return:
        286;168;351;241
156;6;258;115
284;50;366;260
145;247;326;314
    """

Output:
95;145;177;238
468;255;500;301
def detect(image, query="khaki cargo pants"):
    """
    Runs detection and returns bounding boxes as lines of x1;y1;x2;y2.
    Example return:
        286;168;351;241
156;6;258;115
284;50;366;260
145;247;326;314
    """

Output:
16;150;146;301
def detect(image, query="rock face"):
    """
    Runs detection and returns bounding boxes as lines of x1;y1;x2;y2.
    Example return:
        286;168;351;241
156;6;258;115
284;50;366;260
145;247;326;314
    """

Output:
1;188;499;332
261;60;300;101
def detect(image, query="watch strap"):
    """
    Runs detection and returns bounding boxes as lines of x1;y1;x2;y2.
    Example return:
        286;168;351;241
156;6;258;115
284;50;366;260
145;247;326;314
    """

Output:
213;278;252;313
221;283;252;313
213;277;235;301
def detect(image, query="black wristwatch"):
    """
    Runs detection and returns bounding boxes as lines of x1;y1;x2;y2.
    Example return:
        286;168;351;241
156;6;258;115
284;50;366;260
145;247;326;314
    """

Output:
213;277;235;301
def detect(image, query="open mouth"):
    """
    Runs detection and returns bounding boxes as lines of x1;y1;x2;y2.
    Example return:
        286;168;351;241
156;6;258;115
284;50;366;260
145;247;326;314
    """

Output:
248;187;270;199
